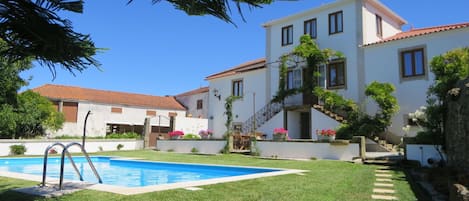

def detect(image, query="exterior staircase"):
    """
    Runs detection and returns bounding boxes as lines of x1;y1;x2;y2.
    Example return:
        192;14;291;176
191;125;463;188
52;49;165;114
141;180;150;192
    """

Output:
242;101;283;133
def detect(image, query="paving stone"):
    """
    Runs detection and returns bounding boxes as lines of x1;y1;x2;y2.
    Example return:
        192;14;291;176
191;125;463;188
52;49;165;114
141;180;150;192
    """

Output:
373;188;395;194
375;183;394;187
376;178;393;182
375;169;391;173
371;194;398;200
375;173;392;178
184;187;203;191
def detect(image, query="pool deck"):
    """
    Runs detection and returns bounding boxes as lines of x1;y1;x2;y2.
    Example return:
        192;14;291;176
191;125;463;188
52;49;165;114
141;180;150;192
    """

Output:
0;159;307;196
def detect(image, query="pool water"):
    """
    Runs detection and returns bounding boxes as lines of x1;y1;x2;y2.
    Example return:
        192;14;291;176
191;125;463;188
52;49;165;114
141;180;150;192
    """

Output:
0;157;280;187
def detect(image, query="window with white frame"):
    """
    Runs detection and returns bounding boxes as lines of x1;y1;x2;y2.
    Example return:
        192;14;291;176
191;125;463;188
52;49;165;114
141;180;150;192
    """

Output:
287;68;302;89
232;79;243;97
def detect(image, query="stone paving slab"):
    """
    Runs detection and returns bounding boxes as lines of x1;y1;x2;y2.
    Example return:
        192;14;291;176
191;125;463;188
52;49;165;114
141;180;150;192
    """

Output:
14;182;92;198
375;183;394;187
375;169;391;173
371;194;398;200
376;178;393;182
373;188;396;194
375;173;392;178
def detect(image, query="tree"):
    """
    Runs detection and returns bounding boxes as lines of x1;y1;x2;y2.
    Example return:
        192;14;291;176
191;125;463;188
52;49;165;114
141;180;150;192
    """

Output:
1;0;275;77
14;91;64;138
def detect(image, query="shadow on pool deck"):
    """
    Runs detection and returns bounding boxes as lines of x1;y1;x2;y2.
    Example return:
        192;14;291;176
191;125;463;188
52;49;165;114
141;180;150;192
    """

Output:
13;182;93;198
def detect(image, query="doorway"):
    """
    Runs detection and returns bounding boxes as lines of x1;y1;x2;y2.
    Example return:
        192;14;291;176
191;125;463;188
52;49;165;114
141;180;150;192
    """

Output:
300;112;311;139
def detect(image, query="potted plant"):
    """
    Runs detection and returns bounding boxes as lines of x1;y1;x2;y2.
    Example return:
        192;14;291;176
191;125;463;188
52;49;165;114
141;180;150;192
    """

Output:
199;129;213;139
317;129;336;142
168;130;184;140
273;128;288;141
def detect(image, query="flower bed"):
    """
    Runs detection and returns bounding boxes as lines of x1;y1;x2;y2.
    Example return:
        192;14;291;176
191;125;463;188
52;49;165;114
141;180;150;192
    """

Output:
168;130;184;140
273;128;288;141
317;129;336;142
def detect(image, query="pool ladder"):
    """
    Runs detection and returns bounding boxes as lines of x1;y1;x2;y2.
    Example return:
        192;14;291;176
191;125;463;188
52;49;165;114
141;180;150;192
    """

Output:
41;142;102;190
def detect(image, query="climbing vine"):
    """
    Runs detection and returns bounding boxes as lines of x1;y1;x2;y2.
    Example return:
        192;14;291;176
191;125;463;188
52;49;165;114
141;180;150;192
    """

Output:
222;95;241;153
272;35;343;103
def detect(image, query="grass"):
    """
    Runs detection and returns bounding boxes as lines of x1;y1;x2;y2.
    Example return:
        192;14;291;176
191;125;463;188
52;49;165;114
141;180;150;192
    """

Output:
0;150;417;201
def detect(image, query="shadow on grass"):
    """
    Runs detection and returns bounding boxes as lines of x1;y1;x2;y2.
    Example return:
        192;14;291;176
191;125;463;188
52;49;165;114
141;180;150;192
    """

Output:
0;184;41;201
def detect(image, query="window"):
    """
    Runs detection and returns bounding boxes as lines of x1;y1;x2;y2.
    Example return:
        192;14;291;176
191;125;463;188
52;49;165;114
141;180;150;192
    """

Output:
111;107;122;113
63;102;78;122
232;80;243;97
329;11;343;34
304;19;317;39
146;110;156;116
196;99;203;110
376;14;383;37
281;25;293;46
401;48;425;78
287;69;302;89
327;61;346;88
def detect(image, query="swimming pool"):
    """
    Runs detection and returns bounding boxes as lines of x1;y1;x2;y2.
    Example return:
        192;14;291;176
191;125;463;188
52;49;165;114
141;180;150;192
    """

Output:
0;156;305;195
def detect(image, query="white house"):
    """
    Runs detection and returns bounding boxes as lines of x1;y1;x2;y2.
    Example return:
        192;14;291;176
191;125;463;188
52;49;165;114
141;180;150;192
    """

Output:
175;87;209;119
33;84;189;137
205;0;469;143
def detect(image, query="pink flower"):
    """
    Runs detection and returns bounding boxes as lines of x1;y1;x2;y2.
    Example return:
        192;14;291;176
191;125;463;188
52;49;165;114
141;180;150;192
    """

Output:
169;130;184;137
317;129;336;136
273;128;288;135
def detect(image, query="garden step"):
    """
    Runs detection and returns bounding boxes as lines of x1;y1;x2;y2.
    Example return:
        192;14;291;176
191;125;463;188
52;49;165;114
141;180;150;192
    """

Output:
375;183;394;187
376;178;393;182
373;188;396;194
375;173;393;178
375;170;391;173
371;194;398;200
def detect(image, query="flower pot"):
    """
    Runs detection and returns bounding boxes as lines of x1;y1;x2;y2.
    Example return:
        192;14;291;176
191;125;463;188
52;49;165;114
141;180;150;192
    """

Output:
273;134;287;141
170;135;180;140
201;135;211;140
318;135;335;142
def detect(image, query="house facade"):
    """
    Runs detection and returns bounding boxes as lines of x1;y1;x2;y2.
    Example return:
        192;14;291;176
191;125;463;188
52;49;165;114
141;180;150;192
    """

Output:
206;0;469;143
175;87;209;119
33;84;189;137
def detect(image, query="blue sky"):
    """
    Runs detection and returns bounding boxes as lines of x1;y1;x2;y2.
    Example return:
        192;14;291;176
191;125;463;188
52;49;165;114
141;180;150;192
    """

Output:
21;0;469;96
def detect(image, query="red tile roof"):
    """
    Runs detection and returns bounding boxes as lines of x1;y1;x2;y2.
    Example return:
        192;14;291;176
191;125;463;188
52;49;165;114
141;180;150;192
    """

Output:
176;87;209;97
365;22;469;46
32;84;186;110
205;58;266;80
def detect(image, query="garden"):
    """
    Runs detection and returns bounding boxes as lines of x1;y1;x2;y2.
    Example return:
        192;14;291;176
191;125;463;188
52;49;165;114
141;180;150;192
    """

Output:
0;150;417;201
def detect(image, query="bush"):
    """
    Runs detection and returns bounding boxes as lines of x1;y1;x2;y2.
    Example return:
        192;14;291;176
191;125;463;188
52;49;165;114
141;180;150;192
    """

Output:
10;144;26;155
106;132;140;139
183;133;201;139
191;147;199;153
116;144;124;150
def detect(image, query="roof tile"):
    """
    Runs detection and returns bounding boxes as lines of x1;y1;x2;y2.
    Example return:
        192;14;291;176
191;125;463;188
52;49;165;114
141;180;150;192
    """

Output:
32;84;186;110
205;58;266;80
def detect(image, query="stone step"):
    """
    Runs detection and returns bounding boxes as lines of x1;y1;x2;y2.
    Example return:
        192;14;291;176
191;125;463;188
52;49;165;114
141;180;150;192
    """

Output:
375;183;394;187
376;178;393;182
375;173;393;178
371;194;398;200
373;188;396;194
375;169;391;173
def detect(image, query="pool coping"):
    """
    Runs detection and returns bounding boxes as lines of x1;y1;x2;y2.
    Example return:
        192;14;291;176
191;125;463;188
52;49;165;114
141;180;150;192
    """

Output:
0;156;307;195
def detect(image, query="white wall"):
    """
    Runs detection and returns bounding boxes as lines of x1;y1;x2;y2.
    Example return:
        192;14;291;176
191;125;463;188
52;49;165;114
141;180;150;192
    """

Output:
406;144;446;167
207;68;267;137
361;1;403;45
174;116;208;135
257;141;359;161
176;91;209;118
311;108;341;140
364;27;469;142
51;101;186;137
258;111;284;140
0;139;144;156
156;140;226;154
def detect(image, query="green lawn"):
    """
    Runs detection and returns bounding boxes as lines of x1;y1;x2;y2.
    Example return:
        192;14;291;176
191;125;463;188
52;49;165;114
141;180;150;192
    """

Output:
0;150;417;201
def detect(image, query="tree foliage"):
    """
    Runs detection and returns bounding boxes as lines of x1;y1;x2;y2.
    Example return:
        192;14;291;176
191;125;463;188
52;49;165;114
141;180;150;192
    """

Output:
0;0;100;78
414;47;469;145
128;0;274;25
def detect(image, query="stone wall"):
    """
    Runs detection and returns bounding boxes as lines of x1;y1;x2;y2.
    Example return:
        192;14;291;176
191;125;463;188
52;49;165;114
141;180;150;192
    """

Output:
446;77;469;171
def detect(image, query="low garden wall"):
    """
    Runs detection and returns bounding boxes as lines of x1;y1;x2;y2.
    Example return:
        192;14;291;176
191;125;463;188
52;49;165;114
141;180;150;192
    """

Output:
0;139;144;156
406;144;446;167
156;140;360;161
257;141;359;161
156;140;226;154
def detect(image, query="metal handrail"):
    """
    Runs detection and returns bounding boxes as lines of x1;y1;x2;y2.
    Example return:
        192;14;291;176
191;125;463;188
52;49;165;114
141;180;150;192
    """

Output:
41;142;83;187
41;142;103;190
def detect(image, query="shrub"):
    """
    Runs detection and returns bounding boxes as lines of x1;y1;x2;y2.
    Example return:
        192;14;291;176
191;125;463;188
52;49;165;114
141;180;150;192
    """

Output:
191;147;199;153
116;144;124;150
10;144;26;155
183;133;201;139
106;132;140;139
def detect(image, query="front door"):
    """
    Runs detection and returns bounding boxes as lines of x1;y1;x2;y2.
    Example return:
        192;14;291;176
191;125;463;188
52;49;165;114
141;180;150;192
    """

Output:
300;112;311;139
